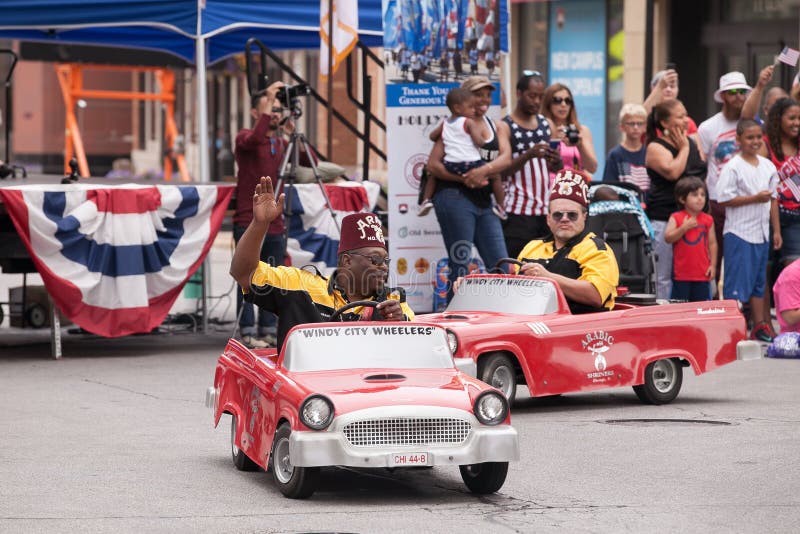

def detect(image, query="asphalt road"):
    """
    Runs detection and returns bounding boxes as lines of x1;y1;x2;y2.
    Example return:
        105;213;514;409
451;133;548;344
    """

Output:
1;334;799;534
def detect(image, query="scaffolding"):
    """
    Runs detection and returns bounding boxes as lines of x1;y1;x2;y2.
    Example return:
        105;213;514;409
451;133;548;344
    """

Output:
55;63;189;181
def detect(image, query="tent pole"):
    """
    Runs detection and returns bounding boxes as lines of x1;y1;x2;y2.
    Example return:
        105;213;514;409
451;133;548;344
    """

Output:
327;0;334;158
196;28;211;334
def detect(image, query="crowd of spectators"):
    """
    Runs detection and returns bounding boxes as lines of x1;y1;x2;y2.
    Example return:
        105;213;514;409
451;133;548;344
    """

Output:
420;66;800;343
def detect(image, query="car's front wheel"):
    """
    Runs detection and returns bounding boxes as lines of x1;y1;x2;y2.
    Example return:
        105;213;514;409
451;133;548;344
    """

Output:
479;354;517;402
231;415;259;471
271;423;320;499
459;462;509;494
633;358;683;405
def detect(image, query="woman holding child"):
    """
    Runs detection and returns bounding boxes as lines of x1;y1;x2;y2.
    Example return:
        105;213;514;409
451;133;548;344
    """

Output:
645;99;707;300
425;75;512;301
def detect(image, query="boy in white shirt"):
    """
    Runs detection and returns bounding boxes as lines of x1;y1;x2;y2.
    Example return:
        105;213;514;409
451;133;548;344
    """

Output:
716;118;782;342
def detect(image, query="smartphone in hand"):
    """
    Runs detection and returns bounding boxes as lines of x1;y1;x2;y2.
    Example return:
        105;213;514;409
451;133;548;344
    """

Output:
549;139;561;151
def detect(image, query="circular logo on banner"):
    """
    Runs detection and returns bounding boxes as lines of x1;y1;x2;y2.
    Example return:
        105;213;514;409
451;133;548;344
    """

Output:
397;258;408;275
415;257;430;273
404;153;428;189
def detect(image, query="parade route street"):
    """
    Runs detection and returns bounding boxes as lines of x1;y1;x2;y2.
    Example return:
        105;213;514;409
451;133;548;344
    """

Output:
1;334;799;533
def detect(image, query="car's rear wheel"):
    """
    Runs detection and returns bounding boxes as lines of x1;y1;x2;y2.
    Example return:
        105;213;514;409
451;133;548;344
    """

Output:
633;358;683;405
459;462;509;494
479;354;517;402
231;415;259;471
271;423;319;499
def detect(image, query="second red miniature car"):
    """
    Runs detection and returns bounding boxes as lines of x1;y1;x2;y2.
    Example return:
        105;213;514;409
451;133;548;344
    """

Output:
423;274;762;405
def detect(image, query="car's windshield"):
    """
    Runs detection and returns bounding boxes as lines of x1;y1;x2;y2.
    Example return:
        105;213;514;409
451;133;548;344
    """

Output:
446;276;560;315
283;324;454;372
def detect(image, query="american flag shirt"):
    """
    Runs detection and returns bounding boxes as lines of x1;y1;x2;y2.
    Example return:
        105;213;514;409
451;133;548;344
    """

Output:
503;115;552;216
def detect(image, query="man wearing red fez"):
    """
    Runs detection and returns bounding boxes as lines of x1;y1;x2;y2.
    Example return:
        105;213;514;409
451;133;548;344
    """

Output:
230;176;414;348
516;169;619;313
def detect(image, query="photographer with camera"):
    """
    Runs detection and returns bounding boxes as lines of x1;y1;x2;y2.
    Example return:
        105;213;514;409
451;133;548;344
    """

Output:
543;83;598;181
232;80;311;348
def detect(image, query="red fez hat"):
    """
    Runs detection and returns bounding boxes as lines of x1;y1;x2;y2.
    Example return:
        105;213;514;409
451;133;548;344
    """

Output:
338;212;387;254
549;169;590;208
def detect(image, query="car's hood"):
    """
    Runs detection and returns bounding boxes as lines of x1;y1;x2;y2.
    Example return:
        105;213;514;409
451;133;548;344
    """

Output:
420;310;537;326
290;368;482;414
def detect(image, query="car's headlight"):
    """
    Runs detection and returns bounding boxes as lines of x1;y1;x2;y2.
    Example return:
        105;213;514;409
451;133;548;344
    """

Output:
446;330;458;354
473;391;508;426
300;394;334;430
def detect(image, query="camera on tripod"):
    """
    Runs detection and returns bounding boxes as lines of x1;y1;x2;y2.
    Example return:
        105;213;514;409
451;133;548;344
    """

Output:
276;83;312;118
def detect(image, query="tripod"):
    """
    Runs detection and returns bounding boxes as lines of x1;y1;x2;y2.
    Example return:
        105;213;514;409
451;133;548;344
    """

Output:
275;130;340;255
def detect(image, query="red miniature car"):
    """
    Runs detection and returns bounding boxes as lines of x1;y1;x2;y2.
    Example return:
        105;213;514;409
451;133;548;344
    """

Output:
207;316;519;499
423;274;762;405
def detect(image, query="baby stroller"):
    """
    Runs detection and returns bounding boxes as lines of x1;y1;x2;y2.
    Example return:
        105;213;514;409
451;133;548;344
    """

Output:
587;181;656;295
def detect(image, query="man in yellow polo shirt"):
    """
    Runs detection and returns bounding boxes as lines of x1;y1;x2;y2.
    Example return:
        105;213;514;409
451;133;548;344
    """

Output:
230;176;414;348
517;169;619;313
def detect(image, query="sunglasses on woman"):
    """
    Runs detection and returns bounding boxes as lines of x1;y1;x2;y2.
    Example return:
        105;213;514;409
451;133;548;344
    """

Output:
550;210;581;222
552;96;573;105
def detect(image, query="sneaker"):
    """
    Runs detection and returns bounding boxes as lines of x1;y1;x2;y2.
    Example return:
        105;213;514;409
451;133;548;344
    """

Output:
417;199;434;217
750;322;775;343
491;202;508;220
242;335;269;349
259;333;277;347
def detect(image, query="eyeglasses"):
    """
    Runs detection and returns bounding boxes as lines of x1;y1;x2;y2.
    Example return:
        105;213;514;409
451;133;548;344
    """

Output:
347;251;391;266
725;89;748;96
550;210;582;222
623;121;645;128
552;96;573;105
522;69;542;77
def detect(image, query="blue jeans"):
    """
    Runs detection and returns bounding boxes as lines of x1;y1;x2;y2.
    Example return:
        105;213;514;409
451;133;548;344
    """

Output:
651;219;672;300
233;225;285;336
433;187;508;302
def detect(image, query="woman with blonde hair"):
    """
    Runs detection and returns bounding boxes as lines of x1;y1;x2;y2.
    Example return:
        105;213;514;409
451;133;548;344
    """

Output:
542;83;598;179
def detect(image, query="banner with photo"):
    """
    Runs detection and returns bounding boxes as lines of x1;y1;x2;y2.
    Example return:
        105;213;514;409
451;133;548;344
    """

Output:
382;0;506;312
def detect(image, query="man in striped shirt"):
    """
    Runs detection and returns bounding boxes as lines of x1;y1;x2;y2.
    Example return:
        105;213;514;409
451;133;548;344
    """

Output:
502;71;562;257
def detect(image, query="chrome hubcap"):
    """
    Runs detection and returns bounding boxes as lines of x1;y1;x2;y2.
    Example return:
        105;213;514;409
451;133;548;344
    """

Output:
491;366;514;398
652;360;676;393
273;437;293;483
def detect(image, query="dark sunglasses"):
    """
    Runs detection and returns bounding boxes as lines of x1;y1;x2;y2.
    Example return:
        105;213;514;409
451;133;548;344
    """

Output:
550;210;581;222
552;96;573;105
347;251;391;266
725;89;748;96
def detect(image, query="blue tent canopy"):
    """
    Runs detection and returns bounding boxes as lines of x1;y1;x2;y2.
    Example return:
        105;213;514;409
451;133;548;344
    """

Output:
0;0;384;64
0;0;508;182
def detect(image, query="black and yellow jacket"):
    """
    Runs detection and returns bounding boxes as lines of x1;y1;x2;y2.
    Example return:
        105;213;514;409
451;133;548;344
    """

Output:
244;262;415;348
517;230;619;313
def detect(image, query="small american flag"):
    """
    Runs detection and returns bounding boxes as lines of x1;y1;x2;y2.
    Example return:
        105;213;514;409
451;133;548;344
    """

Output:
784;175;800;202
776;46;800;67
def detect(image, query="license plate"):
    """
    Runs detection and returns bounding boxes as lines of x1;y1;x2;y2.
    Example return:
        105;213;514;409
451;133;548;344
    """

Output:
389;452;429;466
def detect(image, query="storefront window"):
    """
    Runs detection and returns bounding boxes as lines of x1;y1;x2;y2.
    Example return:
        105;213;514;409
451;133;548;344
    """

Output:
721;0;796;22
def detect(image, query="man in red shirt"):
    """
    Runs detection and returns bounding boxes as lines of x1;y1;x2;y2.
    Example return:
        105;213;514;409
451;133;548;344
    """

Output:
233;81;291;348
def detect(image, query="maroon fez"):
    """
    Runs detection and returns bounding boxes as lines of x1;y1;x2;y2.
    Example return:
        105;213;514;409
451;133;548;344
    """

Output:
549;169;590;208
337;212;387;254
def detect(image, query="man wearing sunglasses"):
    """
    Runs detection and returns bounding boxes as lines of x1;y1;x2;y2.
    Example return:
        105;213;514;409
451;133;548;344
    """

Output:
230;177;414;349
698;71;753;293
516;170;619;314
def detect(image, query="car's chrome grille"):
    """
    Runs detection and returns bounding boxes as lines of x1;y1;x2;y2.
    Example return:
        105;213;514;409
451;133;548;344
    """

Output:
342;417;472;447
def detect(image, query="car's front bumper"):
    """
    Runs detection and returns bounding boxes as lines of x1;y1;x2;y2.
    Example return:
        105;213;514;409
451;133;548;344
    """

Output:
289;405;519;468
736;340;764;361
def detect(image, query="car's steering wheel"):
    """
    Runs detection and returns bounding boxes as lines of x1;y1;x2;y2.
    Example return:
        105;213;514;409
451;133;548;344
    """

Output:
329;300;379;322
492;257;524;273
